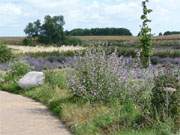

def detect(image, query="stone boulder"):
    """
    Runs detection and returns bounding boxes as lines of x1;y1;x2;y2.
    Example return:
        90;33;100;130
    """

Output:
18;71;45;89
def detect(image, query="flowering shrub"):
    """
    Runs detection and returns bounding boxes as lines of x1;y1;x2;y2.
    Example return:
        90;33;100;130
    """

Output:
68;49;121;102
68;48;155;103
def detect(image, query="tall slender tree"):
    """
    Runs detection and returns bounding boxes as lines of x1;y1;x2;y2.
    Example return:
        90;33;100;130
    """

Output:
139;0;153;68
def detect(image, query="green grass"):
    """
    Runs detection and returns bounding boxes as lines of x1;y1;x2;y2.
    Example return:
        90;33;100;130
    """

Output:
113;129;156;135
0;69;166;135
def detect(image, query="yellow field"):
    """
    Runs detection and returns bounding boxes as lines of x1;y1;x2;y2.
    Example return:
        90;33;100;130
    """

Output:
8;45;84;54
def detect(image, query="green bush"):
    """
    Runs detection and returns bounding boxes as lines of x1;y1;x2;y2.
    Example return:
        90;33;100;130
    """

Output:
23;37;33;46
64;37;82;46
45;70;67;89
5;61;31;81
151;69;180;129
0;61;31;92
0;43;13;63
0;81;21;93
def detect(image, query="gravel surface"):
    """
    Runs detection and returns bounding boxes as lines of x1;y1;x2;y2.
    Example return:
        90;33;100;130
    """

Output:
0;91;71;135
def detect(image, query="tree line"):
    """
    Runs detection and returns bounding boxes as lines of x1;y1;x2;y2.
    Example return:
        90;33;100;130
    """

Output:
65;28;132;36
24;15;133;45
159;31;180;36
163;31;180;36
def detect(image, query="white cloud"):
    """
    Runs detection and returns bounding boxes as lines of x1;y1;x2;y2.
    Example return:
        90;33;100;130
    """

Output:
0;3;23;29
0;3;22;16
22;0;141;31
0;0;180;36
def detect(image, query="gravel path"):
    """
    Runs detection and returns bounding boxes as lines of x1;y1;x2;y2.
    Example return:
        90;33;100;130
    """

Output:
0;91;71;135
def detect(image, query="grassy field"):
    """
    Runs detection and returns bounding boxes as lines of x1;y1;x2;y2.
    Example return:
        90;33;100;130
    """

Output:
73;35;180;58
74;36;137;41
0;37;25;45
0;36;180;57
1;35;180;45
1;36;179;58
74;35;180;41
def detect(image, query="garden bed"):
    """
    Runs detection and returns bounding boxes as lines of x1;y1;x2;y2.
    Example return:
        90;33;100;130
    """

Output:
0;68;179;135
0;56;179;71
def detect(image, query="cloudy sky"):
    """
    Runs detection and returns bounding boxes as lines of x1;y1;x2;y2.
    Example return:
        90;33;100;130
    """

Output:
0;0;179;36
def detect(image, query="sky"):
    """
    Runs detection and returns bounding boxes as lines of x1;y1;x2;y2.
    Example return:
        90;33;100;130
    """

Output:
0;0;180;36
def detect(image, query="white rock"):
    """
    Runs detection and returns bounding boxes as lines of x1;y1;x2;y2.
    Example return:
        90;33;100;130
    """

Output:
18;71;45;89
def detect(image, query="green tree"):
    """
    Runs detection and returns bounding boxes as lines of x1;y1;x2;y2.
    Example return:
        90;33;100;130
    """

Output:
159;32;163;36
39;15;65;44
139;0;153;68
24;20;41;38
24;15;65;45
24;22;34;37
33;19;41;37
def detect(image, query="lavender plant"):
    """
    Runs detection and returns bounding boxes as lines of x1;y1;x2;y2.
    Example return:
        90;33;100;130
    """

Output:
68;48;155;103
68;49;120;102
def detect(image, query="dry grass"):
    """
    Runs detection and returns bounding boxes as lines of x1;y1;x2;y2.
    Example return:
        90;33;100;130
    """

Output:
0;37;25;45
154;35;180;41
0;70;5;77
61;103;109;125
8;45;84;54
1;35;180;45
74;35;180;41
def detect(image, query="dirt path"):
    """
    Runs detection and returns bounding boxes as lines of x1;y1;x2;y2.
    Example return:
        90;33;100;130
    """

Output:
0;91;71;135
